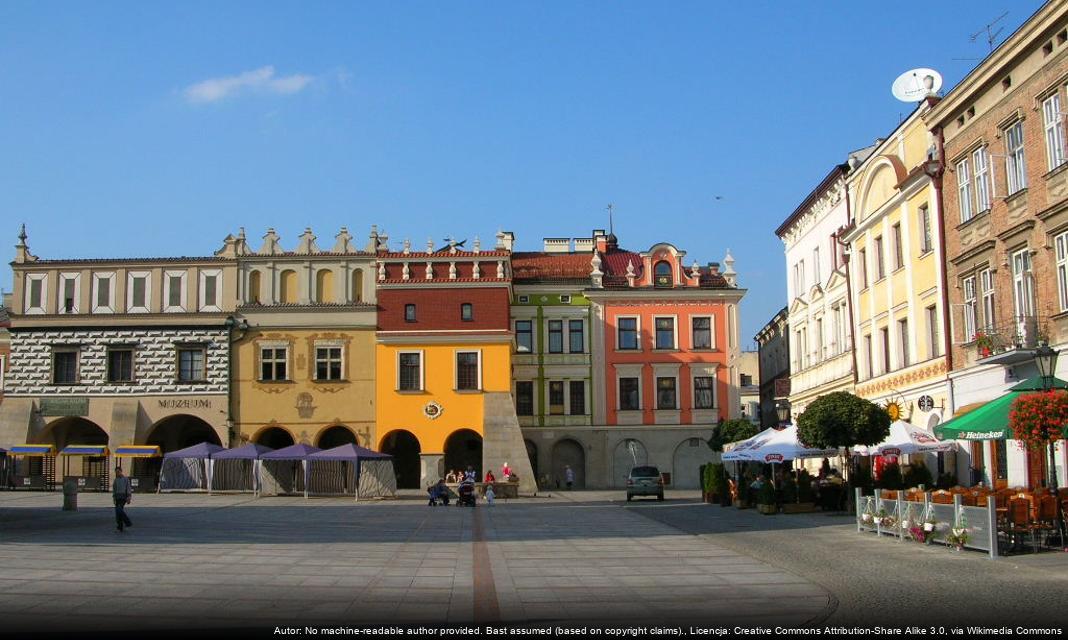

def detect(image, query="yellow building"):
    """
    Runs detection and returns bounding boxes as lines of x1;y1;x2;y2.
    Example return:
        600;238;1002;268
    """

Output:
231;227;377;450
374;233;534;491
842;99;952;444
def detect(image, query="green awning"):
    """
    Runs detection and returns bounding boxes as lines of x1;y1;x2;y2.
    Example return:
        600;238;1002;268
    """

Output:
935;376;1068;441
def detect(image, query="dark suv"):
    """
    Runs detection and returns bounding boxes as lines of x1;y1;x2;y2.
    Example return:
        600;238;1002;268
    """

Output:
626;465;664;501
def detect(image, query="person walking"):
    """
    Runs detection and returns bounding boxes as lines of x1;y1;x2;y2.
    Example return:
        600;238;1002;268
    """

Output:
112;467;133;532
565;465;574;491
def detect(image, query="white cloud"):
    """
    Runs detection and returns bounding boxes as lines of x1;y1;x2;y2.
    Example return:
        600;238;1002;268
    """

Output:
184;66;313;104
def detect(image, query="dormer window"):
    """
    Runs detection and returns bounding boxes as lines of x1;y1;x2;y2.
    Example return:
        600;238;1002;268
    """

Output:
654;261;673;288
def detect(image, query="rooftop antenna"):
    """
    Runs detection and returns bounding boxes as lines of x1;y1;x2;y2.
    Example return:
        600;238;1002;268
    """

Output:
971;11;1008;51
606;203;615;235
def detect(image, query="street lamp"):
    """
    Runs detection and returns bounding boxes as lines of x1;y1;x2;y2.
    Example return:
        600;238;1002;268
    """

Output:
776;401;791;428
1034;343;1065;545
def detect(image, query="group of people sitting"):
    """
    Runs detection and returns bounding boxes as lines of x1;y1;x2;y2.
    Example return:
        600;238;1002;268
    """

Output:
428;463;523;506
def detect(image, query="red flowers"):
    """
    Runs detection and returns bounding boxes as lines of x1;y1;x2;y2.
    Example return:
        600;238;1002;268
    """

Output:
1010;392;1068;450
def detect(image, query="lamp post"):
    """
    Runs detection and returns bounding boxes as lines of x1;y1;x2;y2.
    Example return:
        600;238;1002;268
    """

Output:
776;400;791;429
1034;343;1065;545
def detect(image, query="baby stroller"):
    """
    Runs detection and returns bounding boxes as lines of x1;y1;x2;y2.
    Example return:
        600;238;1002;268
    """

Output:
457;480;476;507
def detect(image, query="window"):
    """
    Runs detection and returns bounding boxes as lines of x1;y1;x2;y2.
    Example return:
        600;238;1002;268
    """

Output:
399;352;422;390
52;349;79;384
456;351;480;390
1012;248;1036;324
980;269;995;331
1005;121;1027;195
891;223;903;271
926;305;941;359
92;273;115;313
919;205;932;254
858;248;868;288
656;377;677;410
957;157;974;222
569;381;585;415
314;346;343;381
560;295;572;304
815;317;824;358
864;334;873;379
619;377;640;410
404;304;416;322
548;320;564;353
518;295;529;303
898;319;910;368
515;320;533;353
994;440;1008;481
655;317;675;350
260;347;288;381
199;269;222;311
128;272;150;313
874;236;885;280
107;348;134;383
1058;232;1068;312
654;261;673;287
618;317;638;350
694;376;715;409
164;271;187;312
549;381;565;415
963;276;977;341
58;273;79;314
516;381;534;416
740;374;752;387
461;303;473;322
569;319;584;353
973;147;991;213
177;348;206;382
692;317;712;350
26;274;46;313
1043;93;1065;170
813;247;821;286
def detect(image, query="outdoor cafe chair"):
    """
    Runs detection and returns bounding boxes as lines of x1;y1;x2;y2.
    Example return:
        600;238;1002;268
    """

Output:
1006;497;1038;553
931;490;953;504
881;489;898;500
960;493;978;507
1034;495;1058;547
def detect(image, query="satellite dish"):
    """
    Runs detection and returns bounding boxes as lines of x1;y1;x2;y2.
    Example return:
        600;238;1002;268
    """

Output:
892;68;943;102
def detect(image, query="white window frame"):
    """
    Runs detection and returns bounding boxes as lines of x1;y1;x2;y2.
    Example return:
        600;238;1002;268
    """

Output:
1005;121;1028;195
397;350;425;391
313;341;345;382
1043;93;1065;171
24;273;47;315
691;314;715;350
973;147;992;213
547;380;566;415
891;222;903;271
454;349;483;391
163;270;188;313
615;364;644;411
616;315;641;351
980;269;995;331
963;276;977;341
926;305;941;359
127;270;151;314
898;317;910;368
858;248;868;288
567;318;585;354
258;342;289;382
654;373;680;411
957;157;974;223
199;268;223;312
691;365;719;411
57;272;81;314
1058;232;1068;312
568;379;587;416
653;315;678;350
546;318;565;354
874;236;885;280
91;272;116;314
514;319;535;353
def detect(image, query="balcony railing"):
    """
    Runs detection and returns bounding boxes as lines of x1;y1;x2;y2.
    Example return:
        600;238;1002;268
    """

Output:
972;315;1048;365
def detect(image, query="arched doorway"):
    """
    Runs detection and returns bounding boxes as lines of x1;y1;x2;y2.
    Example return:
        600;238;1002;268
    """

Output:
551;439;585;490
444;429;482;479
672;437;714;489
317;425;357;449
380;430;421;489
613;438;648;487
37;417;109;449
524;439;539;481
146;415;222;453
255;426;295;450
37;417;110;486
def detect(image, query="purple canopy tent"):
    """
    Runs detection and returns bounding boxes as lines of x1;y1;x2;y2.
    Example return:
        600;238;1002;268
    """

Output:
306;444;396;500
259;444;321;498
210;443;274;494
160;442;225;492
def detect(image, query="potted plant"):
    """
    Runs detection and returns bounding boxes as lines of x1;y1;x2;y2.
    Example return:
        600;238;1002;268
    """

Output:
945;526;969;551
756;481;777;515
974;331;994;358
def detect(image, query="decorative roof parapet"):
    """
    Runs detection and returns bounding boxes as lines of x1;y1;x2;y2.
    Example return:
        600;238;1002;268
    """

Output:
259;228;284;255
590;253;603;288
332;227;356;253
723;250;737;287
15;224;38;263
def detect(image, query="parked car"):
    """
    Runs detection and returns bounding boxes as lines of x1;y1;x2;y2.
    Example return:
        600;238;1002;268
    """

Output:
626;465;664;501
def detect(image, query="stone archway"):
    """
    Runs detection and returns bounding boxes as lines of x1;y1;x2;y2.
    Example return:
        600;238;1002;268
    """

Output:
613;438;648;487
36;417;109;449
380;430;421;489
317;425;357;449
444;429;483;479
551;438;585;490
255;426;295;450
146;415;222;453
672;437;714;489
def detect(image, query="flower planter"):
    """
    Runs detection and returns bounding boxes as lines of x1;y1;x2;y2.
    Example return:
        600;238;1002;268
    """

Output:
757;503;777;515
781;502;817;514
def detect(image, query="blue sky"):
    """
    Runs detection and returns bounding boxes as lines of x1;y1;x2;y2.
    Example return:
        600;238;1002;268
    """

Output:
0;1;1045;344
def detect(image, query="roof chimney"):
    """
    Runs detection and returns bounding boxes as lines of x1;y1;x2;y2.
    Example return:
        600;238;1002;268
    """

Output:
543;238;570;253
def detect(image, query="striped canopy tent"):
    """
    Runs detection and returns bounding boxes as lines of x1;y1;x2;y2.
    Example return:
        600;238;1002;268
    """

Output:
258;443;321;498
113;445;162;457
58;445;110;491
306;443;396;500
211;443;274;494
9;444;56;456
8;445;57;490
935;376;1068;441
160;442;224;492
112;445;162;492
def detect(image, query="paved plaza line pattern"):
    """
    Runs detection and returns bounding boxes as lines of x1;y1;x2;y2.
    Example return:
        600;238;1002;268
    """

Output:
0;491;830;630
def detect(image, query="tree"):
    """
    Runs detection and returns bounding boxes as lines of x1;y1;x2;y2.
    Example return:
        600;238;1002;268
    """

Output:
796;391;890;450
708;418;760;452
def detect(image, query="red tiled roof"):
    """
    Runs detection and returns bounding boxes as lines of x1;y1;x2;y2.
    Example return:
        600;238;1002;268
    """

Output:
511;252;592;283
379;251;510;259
600;249;643;279
378;278;509;284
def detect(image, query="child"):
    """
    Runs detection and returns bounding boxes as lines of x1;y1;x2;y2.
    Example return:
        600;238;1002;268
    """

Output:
484;484;495;505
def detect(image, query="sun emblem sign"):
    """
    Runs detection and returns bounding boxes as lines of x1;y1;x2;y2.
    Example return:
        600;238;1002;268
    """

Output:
423;401;444;420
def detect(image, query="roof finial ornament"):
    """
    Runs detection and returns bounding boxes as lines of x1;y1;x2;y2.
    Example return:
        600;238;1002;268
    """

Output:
15;223;36;263
448;236;457;255
625;259;637;288
606;203;614;236
427;237;435;253
403;238;411;255
723;249;737;287
473;236;481;254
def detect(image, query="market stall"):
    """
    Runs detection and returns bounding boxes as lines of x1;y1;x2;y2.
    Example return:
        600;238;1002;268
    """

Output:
8;445;56;491
306;443;396;500
113;445;162;493
160;442;224;492
211;443;273;494
58;445;110;492
258;443;321;498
